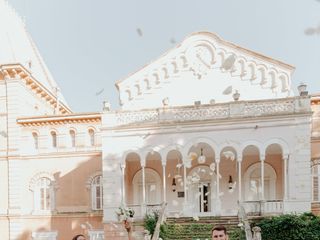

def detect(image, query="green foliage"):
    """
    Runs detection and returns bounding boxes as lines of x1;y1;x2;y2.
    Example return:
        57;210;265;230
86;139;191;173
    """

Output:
257;212;320;240
158;222;243;240
228;227;246;240
143;212;159;236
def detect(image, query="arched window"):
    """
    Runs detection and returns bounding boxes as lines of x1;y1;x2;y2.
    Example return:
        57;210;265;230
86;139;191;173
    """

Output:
50;131;57;148
69;130;76;148
91;175;103;210
34;177;53;211
32;132;39;149
88;129;95;146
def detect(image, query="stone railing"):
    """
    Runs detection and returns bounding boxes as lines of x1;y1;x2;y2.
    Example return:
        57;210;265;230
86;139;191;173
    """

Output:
242;200;283;215
126;203;162;219
264;200;283;213
103;97;310;127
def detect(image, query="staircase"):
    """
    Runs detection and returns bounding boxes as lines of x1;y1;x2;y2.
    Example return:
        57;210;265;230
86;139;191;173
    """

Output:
162;216;241;240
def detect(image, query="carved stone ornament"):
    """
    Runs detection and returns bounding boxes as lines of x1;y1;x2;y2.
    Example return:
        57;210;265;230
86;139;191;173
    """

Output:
186;45;214;79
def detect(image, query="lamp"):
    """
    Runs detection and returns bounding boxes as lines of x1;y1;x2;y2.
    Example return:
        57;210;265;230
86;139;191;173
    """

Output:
297;82;308;96
198;148;206;164
172;177;177;192
228;175;233;190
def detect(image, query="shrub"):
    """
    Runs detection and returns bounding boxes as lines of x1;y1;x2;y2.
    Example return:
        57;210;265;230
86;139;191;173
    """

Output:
257;212;320;240
143;211;159;237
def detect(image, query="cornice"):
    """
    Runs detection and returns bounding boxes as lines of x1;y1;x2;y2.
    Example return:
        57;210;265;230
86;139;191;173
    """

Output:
16;150;102;159
0;64;72;114
102;96;311;129
17;112;101;126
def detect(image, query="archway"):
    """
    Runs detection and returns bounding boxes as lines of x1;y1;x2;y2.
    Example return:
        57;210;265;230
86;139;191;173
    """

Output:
132;168;162;205
187;165;216;215
243;162;277;201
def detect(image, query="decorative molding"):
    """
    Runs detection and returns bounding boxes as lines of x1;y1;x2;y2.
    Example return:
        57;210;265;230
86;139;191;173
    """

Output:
115;32;294;105
104;97;310;127
0;64;71;114
17;113;101;126
29;171;57;191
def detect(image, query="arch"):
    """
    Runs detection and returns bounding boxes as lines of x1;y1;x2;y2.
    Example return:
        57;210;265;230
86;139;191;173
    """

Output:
69;128;76;148
257;65;268;86
269;70;277;90
236;58;247;78
29;172;55;191
143;78;151;90
152;72;160;85
134;84;141;96
187;165;217;213
171;61;178;74
262;138;290;157
243;162;277;200
279;73;290;92
179;55;188;68
49;130;58;148
132;168;162;204
216;49;226;66
88;127;96;146
217;141;241;161
240;140;263;157
182;137;218;160
160;144;183;164
32;131;39;149
122;149;142;165
162;67;169;79
125;89;132;101
247;62;258;81
86;171;103;189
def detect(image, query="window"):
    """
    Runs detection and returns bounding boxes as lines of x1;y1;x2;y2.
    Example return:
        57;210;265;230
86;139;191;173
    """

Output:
50;131;57;148
91;175;103;210
32;132;39;149
312;165;320;201
34;177;53;211
69;130;76;147
88;129;95;146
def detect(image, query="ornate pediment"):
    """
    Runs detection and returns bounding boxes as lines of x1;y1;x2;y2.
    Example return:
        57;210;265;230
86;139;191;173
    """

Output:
116;32;294;110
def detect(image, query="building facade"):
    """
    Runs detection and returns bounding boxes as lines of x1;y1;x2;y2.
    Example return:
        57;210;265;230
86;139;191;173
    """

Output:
0;1;319;239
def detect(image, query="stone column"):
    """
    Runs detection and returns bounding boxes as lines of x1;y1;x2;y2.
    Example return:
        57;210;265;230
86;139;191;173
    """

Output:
238;156;242;202
260;155;265;200
283;155;288;200
162;162;166;202
216;157;221;215
141;159;146;215
120;163;126;204
260;154;265;215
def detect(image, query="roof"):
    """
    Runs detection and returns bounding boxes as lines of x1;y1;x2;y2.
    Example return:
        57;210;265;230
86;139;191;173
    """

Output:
0;0;69;106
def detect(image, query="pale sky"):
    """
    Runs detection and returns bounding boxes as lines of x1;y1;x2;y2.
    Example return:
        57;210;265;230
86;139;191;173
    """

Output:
9;0;320;112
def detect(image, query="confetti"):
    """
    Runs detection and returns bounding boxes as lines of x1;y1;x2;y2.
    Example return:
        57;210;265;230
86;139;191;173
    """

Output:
193;215;199;221
210;163;216;171
150;184;156;192
136;28;143;36
223;151;235;161
95;88;104;96
172;200;179;206
222;85;233;95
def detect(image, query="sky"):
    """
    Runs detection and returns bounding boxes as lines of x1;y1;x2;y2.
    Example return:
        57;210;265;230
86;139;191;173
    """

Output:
9;0;320;112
